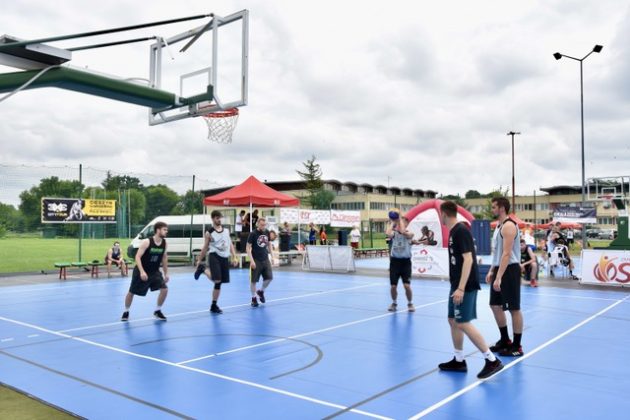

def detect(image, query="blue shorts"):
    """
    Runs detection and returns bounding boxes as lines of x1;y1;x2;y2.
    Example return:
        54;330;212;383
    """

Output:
448;289;478;323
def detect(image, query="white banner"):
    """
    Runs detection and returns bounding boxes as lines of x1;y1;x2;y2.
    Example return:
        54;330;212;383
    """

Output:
280;208;331;225
303;245;355;272
411;245;449;278
330;210;361;227
580;249;630;286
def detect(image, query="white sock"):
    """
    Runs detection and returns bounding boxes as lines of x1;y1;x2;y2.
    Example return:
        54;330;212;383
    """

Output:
454;349;464;362
124;307;130;312
483;350;496;362
155;306;161;311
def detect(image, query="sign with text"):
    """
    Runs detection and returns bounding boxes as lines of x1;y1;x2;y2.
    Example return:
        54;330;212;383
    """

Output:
411;245;449;278
330;210;361;228
580;249;630;286
553;206;596;224
41;198;116;223
280;208;331;225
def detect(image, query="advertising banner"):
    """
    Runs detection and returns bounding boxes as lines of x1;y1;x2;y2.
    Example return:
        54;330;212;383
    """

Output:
41;198;116;223
330;210;361;228
580;249;630;286
411;245;449;278
553;206;596;224
280;208;331;225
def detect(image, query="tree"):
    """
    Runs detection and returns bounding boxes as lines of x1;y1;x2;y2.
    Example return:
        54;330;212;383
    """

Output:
309;189;336;210
19;176;84;230
143;184;180;222
296;155;325;207
0;202;22;236
465;190;482;199
440;194;469;210
477;186;510;219
102;172;144;191
172;190;204;215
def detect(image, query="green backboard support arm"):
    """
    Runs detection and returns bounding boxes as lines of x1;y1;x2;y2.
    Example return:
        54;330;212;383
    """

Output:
0;66;212;109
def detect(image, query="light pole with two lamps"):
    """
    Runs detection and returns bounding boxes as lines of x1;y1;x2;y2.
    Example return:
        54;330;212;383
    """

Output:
507;131;521;213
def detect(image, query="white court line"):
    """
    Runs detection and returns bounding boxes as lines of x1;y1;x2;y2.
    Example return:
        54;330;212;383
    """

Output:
58;283;381;334
407;295;630;419
0;316;392;420
177;299;448;365
1;338;14;342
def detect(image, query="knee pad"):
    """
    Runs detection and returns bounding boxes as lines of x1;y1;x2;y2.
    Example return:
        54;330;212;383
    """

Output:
214;282;222;290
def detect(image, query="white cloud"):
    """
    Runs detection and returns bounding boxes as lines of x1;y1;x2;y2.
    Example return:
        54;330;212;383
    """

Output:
1;0;629;206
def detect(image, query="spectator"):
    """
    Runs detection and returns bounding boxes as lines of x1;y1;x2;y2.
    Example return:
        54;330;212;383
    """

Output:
309;223;317;245
235;210;245;234
417;225;437;246
105;241;127;277
566;228;574;248
251;209;259;228
551;238;578;280
519;239;538;287
280;222;291;251
350;225;361;249
319;226;328;245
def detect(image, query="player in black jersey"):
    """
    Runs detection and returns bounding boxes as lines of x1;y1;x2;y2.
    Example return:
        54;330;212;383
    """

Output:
121;222;169;321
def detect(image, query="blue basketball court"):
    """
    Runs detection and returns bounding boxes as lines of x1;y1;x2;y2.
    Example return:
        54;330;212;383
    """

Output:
1;268;629;419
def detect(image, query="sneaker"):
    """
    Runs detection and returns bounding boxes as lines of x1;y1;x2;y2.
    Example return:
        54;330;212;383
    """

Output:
530;279;538;288
251;297;259;307
210;304;223;314
194;263;206;280
153;310;167;321
489;339;512;353
438;357;468;372
477;358;504;379
407;303;415;312
121;311;129;322
388;303;398;312
256;289;266;303
571;275;579;281
499;345;524;357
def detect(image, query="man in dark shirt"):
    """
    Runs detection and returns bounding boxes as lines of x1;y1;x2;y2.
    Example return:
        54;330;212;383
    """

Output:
437;201;503;379
247;217;274;307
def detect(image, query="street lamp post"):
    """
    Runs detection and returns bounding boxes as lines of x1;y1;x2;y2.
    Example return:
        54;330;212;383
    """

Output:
507;131;521;212
553;45;603;209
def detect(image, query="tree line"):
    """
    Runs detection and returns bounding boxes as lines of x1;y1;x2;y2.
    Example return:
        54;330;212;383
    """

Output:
0;172;203;236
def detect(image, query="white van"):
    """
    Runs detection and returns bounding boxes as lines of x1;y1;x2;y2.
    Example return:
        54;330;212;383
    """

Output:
127;214;233;259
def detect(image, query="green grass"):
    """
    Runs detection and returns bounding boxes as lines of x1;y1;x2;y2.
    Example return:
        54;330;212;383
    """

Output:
0;237;129;273
0;384;72;419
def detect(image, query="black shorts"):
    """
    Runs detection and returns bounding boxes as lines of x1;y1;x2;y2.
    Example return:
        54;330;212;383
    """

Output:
207;253;230;283
489;264;521;311
129;267;166;296
389;257;412;285
251;258;273;283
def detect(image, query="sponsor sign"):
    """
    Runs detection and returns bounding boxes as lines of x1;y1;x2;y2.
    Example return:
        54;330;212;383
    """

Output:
581;250;630;286
411;245;449;277
330;210;361;228
553;206;596;224
41;198;116;223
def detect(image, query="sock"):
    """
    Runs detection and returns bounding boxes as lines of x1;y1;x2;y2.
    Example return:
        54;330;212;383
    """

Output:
454;349;464;362
513;333;522;348
212;300;217;306
124;306;130;311
499;326;510;343
155;306;161;311
483;350;497;362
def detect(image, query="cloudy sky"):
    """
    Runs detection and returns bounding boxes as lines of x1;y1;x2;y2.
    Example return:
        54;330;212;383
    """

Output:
1;0;629;204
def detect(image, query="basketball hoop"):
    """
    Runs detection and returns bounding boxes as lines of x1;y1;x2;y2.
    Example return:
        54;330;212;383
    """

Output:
201;107;239;144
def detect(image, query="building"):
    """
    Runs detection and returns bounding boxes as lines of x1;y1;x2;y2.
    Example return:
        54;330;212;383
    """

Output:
201;179;438;232
465;185;620;229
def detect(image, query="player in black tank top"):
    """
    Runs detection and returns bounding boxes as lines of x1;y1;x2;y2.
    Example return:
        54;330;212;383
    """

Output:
105;241;127;277
121;222;170;322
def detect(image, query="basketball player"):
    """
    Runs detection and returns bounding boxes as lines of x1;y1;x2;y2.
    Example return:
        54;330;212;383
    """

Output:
247;217;273;307
385;210;415;312
194;210;239;314
121;221;169;321
437;201;503;378
486;197;524;357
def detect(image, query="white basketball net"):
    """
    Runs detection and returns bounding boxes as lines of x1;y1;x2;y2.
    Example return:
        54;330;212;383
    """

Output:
202;108;239;144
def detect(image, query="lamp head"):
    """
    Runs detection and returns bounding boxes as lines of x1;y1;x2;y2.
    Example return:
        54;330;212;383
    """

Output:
593;45;603;53
553;52;562;60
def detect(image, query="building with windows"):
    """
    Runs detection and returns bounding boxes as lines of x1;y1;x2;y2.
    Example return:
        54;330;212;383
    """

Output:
201;180;438;232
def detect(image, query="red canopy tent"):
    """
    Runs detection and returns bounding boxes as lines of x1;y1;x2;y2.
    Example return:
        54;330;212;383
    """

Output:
490;213;533;229
535;221;582;230
203;175;299;208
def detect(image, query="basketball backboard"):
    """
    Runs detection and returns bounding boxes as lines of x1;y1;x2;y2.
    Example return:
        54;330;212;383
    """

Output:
148;10;249;125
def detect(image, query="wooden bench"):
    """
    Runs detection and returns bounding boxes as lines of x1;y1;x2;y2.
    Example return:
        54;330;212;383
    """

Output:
54;262;72;280
353;247;389;258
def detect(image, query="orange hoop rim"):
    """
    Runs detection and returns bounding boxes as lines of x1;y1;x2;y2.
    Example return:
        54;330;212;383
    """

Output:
201;107;239;119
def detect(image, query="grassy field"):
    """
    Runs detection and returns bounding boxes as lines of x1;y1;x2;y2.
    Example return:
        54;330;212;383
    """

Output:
0;236;129;273
0;385;72;419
